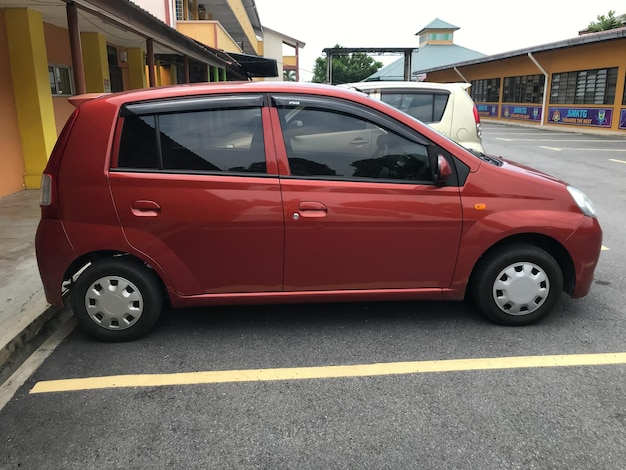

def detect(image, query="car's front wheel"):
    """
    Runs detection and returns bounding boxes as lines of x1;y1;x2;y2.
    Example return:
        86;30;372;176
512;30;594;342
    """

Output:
71;258;163;341
471;244;563;326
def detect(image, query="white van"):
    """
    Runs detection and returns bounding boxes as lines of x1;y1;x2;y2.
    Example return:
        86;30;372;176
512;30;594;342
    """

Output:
342;81;485;153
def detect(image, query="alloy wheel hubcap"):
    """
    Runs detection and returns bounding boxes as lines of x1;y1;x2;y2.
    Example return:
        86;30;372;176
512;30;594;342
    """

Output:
492;262;550;315
84;276;143;330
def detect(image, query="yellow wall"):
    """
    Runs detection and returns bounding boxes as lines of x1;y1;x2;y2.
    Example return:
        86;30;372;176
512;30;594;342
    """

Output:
283;56;297;67
127;47;146;89
224;0;259;54
177;21;242;52
81;32;110;93
5;8;57;190
0;9;25;197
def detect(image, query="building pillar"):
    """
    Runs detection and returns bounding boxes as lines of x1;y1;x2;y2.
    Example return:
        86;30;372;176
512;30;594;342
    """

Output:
5;8;57;189
127;48;146;89
146;38;155;87
156;60;162;86
80;32;110;92
66;2;86;94
169;65;178;85
212;66;220;82
183;56;190;83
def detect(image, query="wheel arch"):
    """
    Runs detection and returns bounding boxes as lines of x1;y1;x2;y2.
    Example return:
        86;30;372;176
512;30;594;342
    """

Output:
467;233;575;298
63;251;169;303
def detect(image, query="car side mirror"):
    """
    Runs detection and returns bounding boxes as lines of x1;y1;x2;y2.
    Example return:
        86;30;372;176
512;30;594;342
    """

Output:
434;154;452;185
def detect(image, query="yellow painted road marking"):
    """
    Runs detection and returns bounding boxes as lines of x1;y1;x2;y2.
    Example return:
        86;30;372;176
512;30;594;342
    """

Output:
602;245;609;251
609;158;626;164
30;353;626;394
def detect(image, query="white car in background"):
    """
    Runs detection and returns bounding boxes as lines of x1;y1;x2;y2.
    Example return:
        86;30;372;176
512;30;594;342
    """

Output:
342;81;485;153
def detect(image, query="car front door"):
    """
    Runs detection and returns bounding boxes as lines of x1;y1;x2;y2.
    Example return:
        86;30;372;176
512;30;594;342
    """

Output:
271;95;464;292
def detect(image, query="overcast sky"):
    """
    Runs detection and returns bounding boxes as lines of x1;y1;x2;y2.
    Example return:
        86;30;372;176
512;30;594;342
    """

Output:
254;0;624;81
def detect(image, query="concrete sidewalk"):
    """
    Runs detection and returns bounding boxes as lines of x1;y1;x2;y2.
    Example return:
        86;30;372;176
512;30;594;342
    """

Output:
0;190;69;381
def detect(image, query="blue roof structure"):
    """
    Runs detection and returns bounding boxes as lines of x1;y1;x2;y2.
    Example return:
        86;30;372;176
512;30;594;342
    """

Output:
365;18;486;81
415;18;460;35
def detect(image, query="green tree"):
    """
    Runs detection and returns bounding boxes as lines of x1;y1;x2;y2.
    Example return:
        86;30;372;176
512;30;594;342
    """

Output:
587;10;622;32
311;45;383;84
283;69;297;81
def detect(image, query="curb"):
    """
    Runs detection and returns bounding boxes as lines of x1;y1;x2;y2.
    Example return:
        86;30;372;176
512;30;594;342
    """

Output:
0;299;73;385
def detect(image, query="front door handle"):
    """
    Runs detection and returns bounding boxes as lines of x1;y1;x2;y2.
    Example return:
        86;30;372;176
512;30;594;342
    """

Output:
131;200;161;216
293;201;328;219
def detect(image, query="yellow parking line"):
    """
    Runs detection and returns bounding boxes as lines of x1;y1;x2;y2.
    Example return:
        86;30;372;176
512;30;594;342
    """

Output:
609;158;626;164
602;245;609;251
30;353;626;394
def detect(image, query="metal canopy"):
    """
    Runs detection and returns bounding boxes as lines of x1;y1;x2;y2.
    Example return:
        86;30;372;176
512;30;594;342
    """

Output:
322;47;418;83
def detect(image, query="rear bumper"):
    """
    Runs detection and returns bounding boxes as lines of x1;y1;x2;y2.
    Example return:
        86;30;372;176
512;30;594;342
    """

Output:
35;219;75;306
566;216;602;298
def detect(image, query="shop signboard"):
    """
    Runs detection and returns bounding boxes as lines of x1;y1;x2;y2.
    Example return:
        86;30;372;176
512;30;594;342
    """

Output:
547;107;612;128
501;105;542;121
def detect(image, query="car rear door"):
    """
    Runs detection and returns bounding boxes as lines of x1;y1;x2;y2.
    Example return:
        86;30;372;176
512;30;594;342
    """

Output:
270;94;464;292
108;95;284;296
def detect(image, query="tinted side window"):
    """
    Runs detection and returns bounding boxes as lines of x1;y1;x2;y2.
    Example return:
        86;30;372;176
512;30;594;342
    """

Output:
278;107;432;182
117;107;266;173
380;92;449;123
160;108;265;173
118;115;159;169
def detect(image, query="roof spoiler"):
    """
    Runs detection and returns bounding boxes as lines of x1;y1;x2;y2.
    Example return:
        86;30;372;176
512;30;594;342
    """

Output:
68;93;109;108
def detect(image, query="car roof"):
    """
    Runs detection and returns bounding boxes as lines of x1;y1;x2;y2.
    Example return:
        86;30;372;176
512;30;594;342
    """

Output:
76;81;370;108
341;81;471;92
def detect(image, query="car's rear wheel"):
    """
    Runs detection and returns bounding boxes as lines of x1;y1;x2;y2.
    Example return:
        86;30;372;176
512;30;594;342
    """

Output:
471;244;563;325
71;258;163;341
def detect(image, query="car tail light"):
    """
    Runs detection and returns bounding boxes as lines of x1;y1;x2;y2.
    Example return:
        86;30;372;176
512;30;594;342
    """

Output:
473;105;482;138
40;108;79;220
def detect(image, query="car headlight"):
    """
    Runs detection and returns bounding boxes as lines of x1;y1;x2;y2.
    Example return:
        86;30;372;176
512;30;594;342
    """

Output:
567;186;597;218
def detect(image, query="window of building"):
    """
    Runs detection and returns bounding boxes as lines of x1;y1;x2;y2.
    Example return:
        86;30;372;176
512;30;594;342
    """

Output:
470;78;501;102
117;107;266;173
622;78;626;105
550;67;618;105
175;0;185;20
48;65;74;96
502;74;544;103
277;107;433;182
428;33;452;41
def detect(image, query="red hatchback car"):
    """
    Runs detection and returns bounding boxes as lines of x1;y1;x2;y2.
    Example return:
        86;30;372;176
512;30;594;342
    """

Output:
36;82;602;341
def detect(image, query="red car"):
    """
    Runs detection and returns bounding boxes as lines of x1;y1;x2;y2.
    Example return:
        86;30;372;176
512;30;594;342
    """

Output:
36;82;602;341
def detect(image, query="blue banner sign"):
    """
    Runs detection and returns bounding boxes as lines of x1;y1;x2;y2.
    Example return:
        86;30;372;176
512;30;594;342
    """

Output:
476;104;499;118
620;109;626;130
501;105;542;121
547;107;612;128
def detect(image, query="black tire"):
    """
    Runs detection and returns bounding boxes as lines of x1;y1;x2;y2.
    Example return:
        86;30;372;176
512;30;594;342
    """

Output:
70;258;163;341
470;244;563;326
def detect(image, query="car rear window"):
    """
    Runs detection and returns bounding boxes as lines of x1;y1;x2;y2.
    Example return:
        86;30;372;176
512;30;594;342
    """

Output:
117;107;266;174
379;92;449;123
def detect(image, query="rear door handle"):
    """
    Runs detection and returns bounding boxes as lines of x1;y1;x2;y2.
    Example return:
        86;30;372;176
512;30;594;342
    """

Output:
350;137;369;145
131;200;161;216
